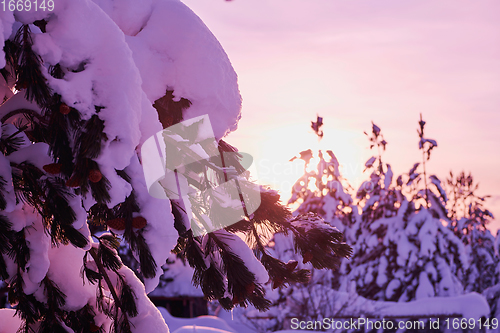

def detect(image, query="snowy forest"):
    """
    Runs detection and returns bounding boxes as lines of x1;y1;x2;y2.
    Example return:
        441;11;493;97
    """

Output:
0;0;499;333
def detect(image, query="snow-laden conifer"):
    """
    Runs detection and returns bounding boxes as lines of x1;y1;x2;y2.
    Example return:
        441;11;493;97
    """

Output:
0;2;352;332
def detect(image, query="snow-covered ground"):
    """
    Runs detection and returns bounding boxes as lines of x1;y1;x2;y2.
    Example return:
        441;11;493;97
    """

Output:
0;309;22;333
160;306;310;333
158;291;490;333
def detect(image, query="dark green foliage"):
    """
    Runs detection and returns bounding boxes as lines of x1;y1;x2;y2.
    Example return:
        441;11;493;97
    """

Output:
171;200;189;235
95;280;112;318
260;253;310;287
38;320;68;333
98;247;122;272
43;277;66;310
45;101;79;177
209;233;256;306
74;115;106;159
9;273;45;331
60;225;88;249
115;193;140;242
113;314;132;333
0;216;12;280
180;231;206;282
134;233;157;279
246;284;271;311
0;67;9;83
113;191;157;279
7;230;30;270
88;172;112;204
0;124;25;156
11;162;45;208
65;305;104;333
0;215;12;253
83;266;102;285
0;176;7;210
69;158;111;203
289;215;352;270
6;25;52;106
0;254;8;280
87;203;113;229
200;265;225;301
9;162;88;248
42;177;79;244
97;234;123;272
119;282;138;317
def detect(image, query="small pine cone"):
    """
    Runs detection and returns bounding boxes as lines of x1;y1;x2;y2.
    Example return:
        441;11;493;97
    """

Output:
88;170;102;183
65;175;81;188
132;216;147;229
106;218;126;230
285;260;298;272
59;103;71;115
302;252;313;264
43;163;62;174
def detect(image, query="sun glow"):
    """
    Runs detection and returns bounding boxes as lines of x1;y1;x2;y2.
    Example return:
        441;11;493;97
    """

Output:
241;123;369;204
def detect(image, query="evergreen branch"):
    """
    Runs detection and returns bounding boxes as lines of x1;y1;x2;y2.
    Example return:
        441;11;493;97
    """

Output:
11;25;52;106
1;108;44;124
112;191;157;279
88;247;129;328
4;124;29;142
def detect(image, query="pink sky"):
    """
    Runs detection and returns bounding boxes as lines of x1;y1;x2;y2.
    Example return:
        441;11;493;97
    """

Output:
182;0;500;232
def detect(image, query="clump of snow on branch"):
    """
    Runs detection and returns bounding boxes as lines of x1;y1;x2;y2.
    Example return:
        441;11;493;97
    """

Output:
96;0;242;140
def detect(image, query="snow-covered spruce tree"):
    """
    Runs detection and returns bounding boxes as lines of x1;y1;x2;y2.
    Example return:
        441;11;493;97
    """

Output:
485;232;500;320
445;171;499;319
341;118;468;307
445;171;498;294
354;122;399;224
288;116;353;232
0;1;351;333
